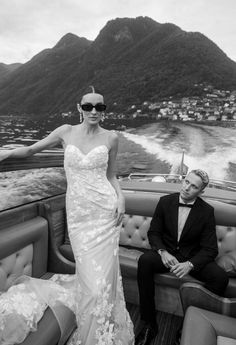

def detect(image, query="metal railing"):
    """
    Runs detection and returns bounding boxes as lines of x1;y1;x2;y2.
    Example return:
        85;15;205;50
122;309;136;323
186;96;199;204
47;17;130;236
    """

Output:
121;172;236;192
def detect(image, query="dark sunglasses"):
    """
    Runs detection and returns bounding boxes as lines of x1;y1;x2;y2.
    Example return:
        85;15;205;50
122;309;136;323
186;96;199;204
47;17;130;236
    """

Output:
81;103;107;112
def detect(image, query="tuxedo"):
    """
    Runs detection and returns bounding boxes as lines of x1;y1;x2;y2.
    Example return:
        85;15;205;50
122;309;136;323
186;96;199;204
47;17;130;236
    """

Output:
148;193;218;271
137;192;229;326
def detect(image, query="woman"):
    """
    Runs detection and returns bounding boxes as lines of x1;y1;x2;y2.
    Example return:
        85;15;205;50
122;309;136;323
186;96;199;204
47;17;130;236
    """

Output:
0;86;134;345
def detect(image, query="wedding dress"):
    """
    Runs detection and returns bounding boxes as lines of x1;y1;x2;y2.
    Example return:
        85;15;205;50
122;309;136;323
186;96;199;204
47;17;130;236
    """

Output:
0;144;134;345
64;144;134;345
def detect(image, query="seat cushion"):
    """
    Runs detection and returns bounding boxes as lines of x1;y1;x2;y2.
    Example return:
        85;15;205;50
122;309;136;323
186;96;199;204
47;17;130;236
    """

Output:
181;306;236;345
20;307;61;345
217;251;236;277
59;243;236;296
20;273;76;345
217;336;236;345
119;246;236;295
20;305;76;345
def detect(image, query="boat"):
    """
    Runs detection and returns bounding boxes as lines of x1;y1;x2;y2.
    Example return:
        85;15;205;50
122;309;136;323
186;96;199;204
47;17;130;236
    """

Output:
131;163;148;170
229;161;236;170
177;150;189;176
0;152;236;345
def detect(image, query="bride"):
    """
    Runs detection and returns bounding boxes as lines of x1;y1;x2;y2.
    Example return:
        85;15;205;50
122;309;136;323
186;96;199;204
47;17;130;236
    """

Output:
0;86;134;345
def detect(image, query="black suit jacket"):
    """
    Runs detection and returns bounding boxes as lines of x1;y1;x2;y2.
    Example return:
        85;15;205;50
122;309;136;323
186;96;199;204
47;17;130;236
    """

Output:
148;193;218;271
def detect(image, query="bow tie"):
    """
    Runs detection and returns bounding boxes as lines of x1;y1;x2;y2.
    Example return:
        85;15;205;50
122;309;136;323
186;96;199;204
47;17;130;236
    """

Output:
178;203;193;208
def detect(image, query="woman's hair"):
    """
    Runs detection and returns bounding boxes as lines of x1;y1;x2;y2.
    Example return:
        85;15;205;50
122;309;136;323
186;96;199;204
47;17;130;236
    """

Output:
88;85;95;93
80;85;105;104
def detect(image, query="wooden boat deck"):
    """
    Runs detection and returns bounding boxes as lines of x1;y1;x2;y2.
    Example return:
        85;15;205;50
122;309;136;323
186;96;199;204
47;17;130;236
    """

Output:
127;303;183;345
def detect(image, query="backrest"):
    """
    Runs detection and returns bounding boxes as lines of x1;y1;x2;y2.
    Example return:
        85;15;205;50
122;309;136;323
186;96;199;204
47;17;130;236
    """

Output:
39;195;68;248
38;196;75;274
0;217;48;291
34;191;236;261
120;191;236;260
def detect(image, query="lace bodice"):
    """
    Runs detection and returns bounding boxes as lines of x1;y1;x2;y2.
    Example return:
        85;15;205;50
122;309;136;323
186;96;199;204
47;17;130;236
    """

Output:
64;144;109;172
64;144;116;202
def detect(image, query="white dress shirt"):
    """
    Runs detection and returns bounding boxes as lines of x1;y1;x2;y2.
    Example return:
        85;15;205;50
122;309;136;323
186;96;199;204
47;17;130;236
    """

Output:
177;197;195;241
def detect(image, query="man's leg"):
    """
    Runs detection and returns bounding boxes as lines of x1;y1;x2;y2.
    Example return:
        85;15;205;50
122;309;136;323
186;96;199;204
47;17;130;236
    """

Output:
137;250;168;326
190;261;229;296
136;251;168;345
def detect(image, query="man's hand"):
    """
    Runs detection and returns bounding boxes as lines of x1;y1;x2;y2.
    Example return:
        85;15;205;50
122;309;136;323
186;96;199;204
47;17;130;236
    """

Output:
170;262;192;278
159;250;179;268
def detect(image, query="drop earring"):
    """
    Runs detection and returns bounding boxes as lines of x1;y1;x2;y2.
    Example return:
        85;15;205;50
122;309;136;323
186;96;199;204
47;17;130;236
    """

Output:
77;103;83;123
79;111;83;123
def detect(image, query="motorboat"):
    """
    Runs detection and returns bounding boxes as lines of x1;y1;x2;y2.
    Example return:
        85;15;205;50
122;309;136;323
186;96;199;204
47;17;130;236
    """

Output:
0;152;236;345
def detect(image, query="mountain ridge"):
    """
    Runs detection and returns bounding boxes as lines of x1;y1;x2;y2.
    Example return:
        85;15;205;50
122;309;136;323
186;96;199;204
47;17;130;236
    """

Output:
0;16;236;115
0;62;22;80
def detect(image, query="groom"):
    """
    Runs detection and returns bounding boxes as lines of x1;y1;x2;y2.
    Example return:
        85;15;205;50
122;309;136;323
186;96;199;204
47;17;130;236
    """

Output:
135;169;229;345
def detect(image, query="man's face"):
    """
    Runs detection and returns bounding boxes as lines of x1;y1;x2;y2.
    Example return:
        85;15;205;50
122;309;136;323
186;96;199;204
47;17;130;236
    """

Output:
180;172;204;202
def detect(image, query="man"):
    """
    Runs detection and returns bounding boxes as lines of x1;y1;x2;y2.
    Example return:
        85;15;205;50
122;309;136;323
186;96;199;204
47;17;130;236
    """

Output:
135;169;229;345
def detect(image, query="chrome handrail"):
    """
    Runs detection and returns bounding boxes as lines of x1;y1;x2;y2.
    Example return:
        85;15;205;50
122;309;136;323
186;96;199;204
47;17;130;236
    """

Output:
123;172;236;192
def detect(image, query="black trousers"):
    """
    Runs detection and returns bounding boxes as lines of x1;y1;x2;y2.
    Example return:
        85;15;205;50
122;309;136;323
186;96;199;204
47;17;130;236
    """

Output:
137;250;229;325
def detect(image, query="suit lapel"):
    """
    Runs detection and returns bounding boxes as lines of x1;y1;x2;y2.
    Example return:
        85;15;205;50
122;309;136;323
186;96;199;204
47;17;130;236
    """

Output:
170;194;179;239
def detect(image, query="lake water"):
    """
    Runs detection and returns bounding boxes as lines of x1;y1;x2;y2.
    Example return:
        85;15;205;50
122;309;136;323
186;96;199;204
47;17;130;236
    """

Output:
0;114;236;210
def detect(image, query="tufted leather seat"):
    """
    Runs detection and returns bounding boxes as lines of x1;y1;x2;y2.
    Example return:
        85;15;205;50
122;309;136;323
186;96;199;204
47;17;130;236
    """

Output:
0;217;48;291
0;215;76;345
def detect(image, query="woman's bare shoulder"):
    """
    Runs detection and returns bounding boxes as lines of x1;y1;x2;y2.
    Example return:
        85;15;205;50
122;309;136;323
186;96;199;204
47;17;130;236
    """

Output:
105;130;118;149
56;124;75;139
62;123;73;132
101;128;118;139
48;124;73;147
53;124;72;135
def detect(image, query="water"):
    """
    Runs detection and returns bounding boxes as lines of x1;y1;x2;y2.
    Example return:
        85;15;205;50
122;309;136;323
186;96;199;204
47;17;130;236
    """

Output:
0;114;236;210
123;122;236;182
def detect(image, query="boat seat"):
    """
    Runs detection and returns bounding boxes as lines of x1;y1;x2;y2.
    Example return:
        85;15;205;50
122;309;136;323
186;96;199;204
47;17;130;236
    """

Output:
51;191;236;316
0;215;76;345
180;306;236;345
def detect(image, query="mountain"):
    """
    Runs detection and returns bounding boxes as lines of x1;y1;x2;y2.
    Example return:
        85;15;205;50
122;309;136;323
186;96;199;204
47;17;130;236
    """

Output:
0;16;236;115
0;33;91;114
0;62;22;80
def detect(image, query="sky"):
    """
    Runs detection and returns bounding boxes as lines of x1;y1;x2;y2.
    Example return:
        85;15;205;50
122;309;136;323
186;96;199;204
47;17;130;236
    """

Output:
0;0;236;65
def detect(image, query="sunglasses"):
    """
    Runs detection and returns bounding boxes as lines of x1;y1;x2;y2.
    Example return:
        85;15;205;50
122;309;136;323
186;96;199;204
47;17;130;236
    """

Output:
81;103;107;112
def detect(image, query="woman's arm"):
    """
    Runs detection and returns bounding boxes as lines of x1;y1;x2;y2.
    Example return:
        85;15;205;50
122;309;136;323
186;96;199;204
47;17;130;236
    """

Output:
107;132;125;225
0;124;71;161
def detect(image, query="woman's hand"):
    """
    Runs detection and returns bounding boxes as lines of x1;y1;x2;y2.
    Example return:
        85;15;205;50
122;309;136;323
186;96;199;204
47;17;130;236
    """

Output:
116;196;125;226
0;150;11;162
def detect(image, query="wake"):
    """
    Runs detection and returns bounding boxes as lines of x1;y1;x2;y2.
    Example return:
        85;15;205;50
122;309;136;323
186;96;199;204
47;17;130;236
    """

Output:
122;126;236;181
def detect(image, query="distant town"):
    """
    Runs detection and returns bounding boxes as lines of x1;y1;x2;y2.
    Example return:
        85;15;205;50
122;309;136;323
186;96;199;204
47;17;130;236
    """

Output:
61;84;236;124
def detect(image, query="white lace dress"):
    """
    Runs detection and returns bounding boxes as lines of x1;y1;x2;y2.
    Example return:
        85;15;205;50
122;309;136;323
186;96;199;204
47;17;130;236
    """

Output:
64;144;134;345
0;144;134;345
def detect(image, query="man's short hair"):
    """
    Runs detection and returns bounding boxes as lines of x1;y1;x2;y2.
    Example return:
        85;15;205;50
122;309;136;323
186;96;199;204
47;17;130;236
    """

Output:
191;169;209;189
